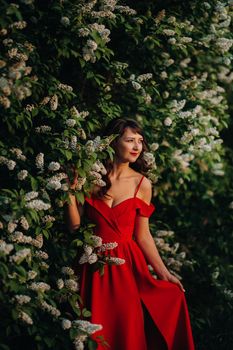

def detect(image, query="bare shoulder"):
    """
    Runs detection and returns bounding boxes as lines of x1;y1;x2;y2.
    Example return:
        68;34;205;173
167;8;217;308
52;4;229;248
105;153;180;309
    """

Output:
137;175;152;204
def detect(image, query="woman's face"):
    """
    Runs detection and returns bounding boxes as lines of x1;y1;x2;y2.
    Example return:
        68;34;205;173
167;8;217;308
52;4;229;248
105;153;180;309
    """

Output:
114;127;144;163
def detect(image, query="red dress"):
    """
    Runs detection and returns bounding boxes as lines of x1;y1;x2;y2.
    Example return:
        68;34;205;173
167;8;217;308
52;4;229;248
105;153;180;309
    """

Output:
79;176;195;350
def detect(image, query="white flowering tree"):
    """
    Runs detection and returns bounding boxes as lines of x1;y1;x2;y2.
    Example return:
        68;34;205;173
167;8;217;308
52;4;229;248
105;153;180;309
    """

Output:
0;0;233;349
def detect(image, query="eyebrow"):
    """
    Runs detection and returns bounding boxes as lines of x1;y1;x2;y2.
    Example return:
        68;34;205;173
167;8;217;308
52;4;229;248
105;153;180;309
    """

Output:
125;136;144;139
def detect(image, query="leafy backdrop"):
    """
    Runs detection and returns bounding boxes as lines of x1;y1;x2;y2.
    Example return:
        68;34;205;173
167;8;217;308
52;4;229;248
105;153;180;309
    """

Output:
0;0;233;349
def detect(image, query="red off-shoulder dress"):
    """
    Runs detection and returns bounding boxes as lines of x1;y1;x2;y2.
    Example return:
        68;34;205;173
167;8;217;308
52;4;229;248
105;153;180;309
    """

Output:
78;176;195;350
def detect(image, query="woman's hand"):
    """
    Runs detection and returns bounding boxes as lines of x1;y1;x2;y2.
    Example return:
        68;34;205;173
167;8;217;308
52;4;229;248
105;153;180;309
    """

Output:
64;165;78;190
162;272;185;292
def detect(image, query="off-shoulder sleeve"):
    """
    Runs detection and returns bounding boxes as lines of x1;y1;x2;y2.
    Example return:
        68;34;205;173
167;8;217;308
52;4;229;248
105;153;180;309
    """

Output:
135;198;155;218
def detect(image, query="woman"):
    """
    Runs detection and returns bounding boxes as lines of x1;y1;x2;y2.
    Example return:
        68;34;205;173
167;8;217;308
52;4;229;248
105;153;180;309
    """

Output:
66;118;195;350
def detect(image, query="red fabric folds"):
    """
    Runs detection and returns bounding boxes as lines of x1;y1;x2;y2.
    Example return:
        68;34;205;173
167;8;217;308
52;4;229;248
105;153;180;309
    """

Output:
77;195;195;350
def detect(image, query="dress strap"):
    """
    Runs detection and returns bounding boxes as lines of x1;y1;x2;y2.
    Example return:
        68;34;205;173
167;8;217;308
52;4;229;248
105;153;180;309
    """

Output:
134;175;144;197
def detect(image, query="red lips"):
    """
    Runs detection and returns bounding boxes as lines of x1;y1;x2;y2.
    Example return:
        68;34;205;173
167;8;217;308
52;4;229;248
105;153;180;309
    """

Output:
130;152;138;156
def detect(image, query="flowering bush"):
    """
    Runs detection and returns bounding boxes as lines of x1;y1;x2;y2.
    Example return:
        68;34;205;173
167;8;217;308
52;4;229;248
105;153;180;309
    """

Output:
0;0;233;349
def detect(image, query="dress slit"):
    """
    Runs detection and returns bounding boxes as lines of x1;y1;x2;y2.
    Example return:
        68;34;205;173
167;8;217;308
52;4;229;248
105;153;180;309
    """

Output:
142;301;168;350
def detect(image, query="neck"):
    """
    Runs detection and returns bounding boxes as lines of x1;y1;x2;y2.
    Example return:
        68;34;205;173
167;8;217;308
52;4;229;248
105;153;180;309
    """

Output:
110;159;130;179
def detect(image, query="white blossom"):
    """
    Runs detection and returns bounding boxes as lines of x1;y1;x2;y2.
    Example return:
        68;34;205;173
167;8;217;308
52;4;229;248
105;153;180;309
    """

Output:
20;216;29;230
17;169;28;180
162;29;176;36
28;282;51;293
72;320;103;335
132;81;141;90
40;300;61;318
35;125;52;133
50;94;58;110
104;257;125;265
91;235;103;247
57;278;64;289
7;221;18;233
48;161;60;171
60;16;70;26
150;143;159;151
25;199;51;211
65;279;79;292
35;153;44;169
18;311;33;325
35;250;49;260
25;191;39;201
10;248;31;263
61;266;75;275
164;117;173;126
61;318;72;330
98;242;118;252
15;294;31;305
142;152;156;167
65;118;76;127
27;270;37;280
0;241;14;255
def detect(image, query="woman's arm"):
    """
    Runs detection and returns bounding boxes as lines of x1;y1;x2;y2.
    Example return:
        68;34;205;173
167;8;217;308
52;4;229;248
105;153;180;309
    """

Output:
65;193;83;233
64;168;83;233
134;177;185;292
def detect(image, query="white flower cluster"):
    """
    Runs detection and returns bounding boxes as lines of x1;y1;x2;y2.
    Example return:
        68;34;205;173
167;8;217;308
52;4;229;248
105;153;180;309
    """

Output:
61;266;75;276
10;148;26;161
136;73;153;82
73;320;103;335
26;196;50;211
65;118;76;127
17;169;28;180
10;248;31;263
215;38;233;53
74;177;86;191
7;221;18;233
91;160;107;175
14;294;31;305
77;128;87;140
35;125;52;133
0;156;16;170
9;21;27;30
97;241;118;253
79;244;98;264
20;216;29;230
27;270;37;280
142;152;156;168
58;82;73;92
28;282;51;293
10;231;32;244
156;230;174;237
82;39;98;63
46;172;67;191
89;23;111;43
42;215;56;223
91;235;103;247
0;240;14;255
61;318;72;330
18;311;33;325
50;94;58;110
104;257;125;265
64;279;79;292
35;250;49;260
115;5;136;15
57;278;64;290
48;161;60;171
40;300;61;318
25;191;38;201
172;150;194;170
35;153;44;170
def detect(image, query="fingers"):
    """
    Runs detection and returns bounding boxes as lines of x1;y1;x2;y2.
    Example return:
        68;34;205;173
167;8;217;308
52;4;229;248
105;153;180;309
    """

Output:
169;274;186;292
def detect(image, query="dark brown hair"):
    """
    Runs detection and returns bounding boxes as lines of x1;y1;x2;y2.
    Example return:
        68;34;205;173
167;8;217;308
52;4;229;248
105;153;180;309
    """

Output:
95;118;149;199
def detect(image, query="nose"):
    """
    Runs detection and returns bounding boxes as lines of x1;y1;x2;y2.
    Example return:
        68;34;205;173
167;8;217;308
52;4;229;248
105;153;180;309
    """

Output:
133;142;140;150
